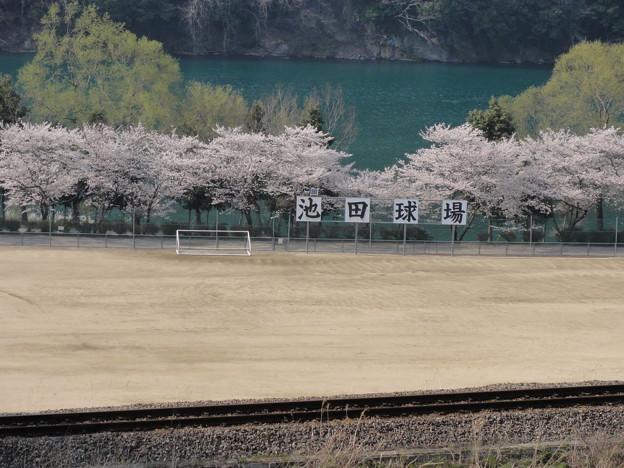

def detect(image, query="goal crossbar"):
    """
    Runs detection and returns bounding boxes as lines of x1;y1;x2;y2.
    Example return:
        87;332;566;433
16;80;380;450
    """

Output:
176;230;252;256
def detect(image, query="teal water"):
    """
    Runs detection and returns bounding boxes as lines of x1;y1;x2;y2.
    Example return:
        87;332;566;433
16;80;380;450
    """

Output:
1;53;551;171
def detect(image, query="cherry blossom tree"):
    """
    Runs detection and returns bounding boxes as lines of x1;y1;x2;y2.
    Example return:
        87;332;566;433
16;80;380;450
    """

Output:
521;127;624;234
197;125;353;225
81;124;206;225
0;122;85;220
79;124;134;224
389;123;538;238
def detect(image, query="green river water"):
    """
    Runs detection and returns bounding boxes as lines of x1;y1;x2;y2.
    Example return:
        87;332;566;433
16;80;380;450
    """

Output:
0;53;551;171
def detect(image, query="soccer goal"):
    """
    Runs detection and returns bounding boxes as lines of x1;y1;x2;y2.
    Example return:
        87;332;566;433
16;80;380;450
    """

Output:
175;230;252;256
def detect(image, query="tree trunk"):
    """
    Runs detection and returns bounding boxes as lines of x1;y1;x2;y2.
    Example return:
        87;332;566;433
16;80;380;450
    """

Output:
244;210;253;226
72;198;80;222
195;208;202;225
596;197;604;232
0;188;5;221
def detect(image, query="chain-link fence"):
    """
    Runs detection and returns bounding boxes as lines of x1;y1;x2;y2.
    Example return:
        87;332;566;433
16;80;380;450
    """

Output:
1;203;623;256
1;228;623;257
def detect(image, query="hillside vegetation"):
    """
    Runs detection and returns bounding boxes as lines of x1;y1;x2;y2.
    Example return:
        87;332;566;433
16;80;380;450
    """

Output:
1;0;623;63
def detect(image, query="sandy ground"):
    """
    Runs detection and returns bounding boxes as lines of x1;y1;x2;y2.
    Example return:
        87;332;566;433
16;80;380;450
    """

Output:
1;247;624;414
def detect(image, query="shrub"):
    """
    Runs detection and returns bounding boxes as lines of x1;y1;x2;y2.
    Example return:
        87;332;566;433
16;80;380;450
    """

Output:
499;230;516;242
112;221;128;234
556;228;615;244
28;220;54;232
522;229;544;242
0;219;20;231
162;223;183;236
406;226;431;240
141;223;158;235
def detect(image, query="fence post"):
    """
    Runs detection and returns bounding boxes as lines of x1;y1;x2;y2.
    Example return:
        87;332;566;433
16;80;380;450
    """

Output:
287;214;291;250
216;211;220;249
48;205;52;248
615;217;619;257
403;224;407;256
132;207;136;249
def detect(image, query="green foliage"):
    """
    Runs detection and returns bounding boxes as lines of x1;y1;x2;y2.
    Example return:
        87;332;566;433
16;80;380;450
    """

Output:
17;1;182;130
301;104;324;132
0;219;20;231
178;81;248;140
556;228;617;244
140;223;158;235
86;0;178;44
504;41;624;136
3;0;624;64
0;74;27;124
467;97;515;141
245;101;266;133
161;222;183;236
499;230;516;242
351;0;403;24
580;0;624;41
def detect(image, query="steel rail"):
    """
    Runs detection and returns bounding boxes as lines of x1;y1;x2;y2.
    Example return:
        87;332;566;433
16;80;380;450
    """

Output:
2;383;623;437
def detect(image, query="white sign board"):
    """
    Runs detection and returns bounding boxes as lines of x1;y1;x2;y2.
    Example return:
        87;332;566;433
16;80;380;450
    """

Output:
393;199;419;224
441;200;468;225
344;197;370;223
296;196;323;222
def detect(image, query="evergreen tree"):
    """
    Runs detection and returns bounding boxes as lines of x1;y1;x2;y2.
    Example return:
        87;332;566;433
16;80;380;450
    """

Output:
301;104;324;132
467;97;515;141
245;101;266;133
0;74;26;124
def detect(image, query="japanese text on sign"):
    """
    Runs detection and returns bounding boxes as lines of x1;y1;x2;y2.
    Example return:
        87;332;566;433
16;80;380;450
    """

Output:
441;200;468;225
296;196;322;222
393;199;419;224
344;198;370;223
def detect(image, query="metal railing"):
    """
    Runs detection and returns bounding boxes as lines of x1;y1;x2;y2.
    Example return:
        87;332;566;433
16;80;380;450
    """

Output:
1;231;623;257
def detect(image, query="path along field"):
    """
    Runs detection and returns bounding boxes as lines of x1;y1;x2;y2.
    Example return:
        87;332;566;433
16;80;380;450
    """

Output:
1;247;623;413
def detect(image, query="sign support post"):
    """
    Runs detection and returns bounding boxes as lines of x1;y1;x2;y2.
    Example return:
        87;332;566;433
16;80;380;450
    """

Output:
451;225;456;256
295;196;323;253
403;224;407;255
306;222;310;253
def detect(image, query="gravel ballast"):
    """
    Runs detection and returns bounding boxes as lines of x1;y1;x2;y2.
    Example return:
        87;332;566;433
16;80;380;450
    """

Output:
2;383;624;467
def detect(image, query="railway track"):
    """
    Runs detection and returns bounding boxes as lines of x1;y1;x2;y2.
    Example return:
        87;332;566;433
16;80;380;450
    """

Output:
2;384;624;438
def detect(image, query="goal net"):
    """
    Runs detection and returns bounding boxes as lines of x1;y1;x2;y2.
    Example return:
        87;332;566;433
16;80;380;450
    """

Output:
176;230;252;256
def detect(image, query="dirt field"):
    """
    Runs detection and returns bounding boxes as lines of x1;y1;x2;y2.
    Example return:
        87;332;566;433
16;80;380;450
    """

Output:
1;247;623;414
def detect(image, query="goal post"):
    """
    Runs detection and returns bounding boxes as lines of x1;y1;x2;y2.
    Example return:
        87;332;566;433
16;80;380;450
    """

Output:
176;230;252;256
